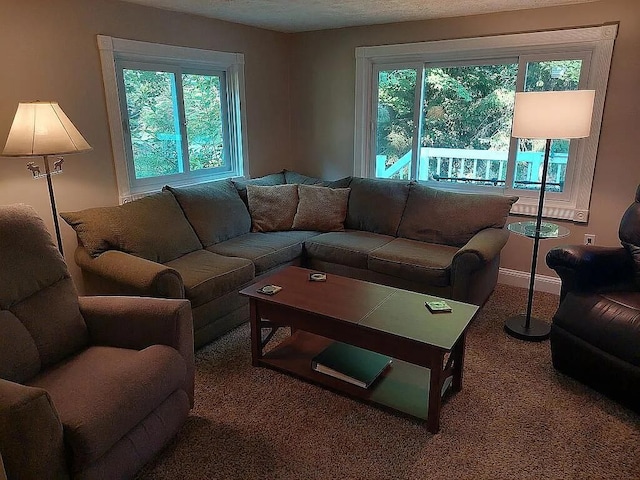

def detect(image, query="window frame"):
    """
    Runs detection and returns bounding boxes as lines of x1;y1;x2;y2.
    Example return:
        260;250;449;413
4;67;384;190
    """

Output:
98;35;248;203
354;25;617;222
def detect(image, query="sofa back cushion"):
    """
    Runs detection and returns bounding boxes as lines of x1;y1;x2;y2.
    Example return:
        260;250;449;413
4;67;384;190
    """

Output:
283;170;323;185
232;171;286;205
61;191;202;263
0;204;88;376
165;180;251;247
321;176;353;189
345;177;411;236
398;183;518;247
284;170;353;189
247;184;299;232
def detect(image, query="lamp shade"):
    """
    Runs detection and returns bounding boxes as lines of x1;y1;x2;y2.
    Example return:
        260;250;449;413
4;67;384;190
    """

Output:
511;90;595;140
2;102;92;157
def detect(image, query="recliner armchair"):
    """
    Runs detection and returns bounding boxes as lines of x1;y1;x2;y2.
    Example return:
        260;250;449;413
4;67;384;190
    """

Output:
546;186;640;413
0;204;195;479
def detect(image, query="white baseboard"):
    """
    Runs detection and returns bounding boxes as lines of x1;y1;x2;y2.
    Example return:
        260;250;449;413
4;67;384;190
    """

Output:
498;268;561;295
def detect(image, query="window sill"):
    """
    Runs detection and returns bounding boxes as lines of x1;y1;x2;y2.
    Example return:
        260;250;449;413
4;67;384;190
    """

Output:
511;197;587;223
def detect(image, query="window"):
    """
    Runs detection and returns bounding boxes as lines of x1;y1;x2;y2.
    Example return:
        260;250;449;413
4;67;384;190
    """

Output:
98;36;248;202
355;25;617;222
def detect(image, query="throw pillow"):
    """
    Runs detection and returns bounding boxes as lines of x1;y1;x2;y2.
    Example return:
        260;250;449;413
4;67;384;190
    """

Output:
246;184;299;232
292;184;351;232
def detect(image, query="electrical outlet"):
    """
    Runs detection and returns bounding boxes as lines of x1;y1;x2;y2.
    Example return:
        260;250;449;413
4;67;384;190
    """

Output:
584;234;596;245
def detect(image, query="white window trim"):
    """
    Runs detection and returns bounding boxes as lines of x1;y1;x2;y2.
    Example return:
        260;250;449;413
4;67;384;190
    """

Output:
354;25;617;223
97;35;249;203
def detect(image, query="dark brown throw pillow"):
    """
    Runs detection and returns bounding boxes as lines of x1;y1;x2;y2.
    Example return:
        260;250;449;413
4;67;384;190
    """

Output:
292;184;351;232
246;184;299;232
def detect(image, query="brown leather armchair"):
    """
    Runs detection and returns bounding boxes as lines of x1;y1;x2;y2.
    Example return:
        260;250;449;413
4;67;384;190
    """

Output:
0;204;195;479
546;187;640;413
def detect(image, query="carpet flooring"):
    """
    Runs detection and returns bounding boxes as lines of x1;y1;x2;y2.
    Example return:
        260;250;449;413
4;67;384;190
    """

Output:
137;284;640;479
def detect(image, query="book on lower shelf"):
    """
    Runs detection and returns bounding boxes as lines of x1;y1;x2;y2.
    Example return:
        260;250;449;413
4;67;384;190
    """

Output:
311;342;393;389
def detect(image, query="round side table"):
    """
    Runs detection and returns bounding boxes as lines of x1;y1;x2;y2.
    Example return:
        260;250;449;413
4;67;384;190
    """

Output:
505;220;570;341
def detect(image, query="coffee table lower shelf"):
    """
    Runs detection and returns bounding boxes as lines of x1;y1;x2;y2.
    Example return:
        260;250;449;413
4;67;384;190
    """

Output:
258;330;453;423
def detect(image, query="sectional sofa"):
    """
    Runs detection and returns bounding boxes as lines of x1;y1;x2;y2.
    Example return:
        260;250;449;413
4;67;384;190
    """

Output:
62;171;517;349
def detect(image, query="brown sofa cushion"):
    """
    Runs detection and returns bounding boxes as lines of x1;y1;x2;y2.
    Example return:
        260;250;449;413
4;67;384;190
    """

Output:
61;191;202;263
398;183;518;247
292;184;350;232
246;184;299;232
10;277;88;369
0;310;40;383
164;180;251;247
345;177;411;236
28;344;186;470
0;204;70;309
0;204;88;371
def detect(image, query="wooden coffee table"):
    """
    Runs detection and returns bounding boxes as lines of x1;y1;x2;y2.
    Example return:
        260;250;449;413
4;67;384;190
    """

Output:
239;266;478;433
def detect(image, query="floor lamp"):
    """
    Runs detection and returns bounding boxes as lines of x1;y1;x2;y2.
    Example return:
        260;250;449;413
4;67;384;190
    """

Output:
504;90;595;341
2;102;92;256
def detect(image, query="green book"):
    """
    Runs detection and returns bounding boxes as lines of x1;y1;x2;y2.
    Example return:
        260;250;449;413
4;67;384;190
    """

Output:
311;342;393;388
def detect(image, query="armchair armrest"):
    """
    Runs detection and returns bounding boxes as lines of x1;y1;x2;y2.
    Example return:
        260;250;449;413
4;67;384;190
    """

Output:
546;245;636;300
75;246;185;298
0;379;68;479
79;296;195;406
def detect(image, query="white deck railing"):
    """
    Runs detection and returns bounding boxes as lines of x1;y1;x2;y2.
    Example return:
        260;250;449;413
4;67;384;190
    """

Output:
376;147;568;187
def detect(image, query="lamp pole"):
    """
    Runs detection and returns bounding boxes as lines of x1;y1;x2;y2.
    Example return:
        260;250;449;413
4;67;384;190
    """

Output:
42;155;64;256
504;139;553;341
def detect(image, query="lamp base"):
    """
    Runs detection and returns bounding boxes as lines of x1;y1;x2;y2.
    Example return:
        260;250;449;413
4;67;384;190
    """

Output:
504;314;551;342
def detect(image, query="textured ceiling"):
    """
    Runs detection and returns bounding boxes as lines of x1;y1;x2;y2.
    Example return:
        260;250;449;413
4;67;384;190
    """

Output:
119;0;601;33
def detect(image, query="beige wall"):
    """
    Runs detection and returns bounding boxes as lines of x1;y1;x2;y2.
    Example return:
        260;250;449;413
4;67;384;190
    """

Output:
2;0;639;290
0;0;291;285
290;0;640;279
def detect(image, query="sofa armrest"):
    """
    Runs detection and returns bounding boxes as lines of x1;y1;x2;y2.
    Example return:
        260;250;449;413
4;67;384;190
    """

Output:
452;228;510;270
79;296;195;406
0;379;68;479
75;246;185;298
446;228;509;304
546;245;636;300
